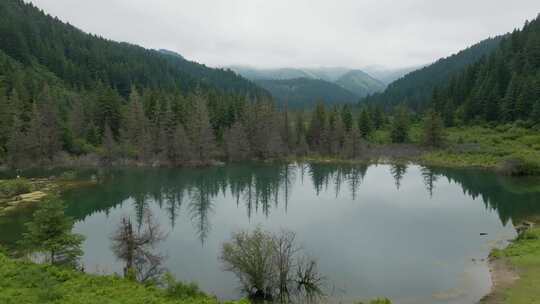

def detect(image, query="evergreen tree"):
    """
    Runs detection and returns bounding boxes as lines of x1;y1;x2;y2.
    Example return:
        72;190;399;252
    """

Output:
390;105;410;143
341;104;353;132
422;109;445;147
170;124;192;165
307;103;327;153
358;108;373;138
224;121;251;161
186;94;215;162
20;198;85;267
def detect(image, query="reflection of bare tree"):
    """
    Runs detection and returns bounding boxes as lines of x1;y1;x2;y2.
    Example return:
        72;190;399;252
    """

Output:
111;209;167;283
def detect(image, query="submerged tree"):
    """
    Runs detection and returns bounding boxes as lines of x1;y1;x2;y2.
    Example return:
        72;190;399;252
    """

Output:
111;209;167;283
20;198;85;268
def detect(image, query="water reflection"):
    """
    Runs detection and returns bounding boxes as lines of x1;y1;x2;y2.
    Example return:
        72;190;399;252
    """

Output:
55;162;540;245
2;162;540;303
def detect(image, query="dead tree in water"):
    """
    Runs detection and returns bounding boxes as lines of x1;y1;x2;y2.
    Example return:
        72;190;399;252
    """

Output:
111;209;167;283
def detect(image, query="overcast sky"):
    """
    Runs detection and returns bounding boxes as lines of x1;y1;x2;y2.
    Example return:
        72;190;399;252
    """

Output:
28;0;539;69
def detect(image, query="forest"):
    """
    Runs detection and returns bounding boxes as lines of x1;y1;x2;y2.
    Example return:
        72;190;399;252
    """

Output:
0;0;539;172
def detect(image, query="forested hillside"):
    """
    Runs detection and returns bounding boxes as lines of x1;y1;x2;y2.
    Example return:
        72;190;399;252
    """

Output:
0;0;276;167
229;66;385;106
254;78;359;108
336;70;386;97
363;36;504;110
0;0;265;98
427;15;540;125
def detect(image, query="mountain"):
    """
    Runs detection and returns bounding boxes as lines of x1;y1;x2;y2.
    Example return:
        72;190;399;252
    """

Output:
336;70;386;97
158;49;186;61
0;0;266;98
254;78;358;109
424;15;540;125
228;66;385;106
363;65;423;85
363;36;505;110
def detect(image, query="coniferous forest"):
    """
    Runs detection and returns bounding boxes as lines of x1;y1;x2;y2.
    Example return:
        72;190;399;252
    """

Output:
1;1;540;304
0;0;539;170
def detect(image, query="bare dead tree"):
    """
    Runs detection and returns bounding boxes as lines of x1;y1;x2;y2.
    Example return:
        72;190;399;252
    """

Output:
220;227;325;303
294;257;325;303
111;209;167;283
273;230;300;303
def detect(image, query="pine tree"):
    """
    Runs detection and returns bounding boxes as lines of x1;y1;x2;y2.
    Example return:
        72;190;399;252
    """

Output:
358;108;373;138
224;121;251;161
342;127;364;159
329;112;345;155
170;124;192;165
20;198;85;267
102;122;117;164
390;105;410;143
422;109;445;147
186;94;215;162
307;103;327;152
531;99;540;125
341;104;353;132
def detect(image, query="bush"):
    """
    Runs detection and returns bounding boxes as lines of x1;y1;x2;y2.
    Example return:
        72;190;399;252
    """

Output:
163;273;205;299
0;178;32;198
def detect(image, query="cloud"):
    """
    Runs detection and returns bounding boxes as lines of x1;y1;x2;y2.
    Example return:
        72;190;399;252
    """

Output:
28;0;539;69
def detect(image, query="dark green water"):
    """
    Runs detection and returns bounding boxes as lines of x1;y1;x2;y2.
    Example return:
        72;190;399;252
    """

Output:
2;162;540;304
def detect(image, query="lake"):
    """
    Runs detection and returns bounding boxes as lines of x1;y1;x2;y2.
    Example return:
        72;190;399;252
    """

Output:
2;162;540;303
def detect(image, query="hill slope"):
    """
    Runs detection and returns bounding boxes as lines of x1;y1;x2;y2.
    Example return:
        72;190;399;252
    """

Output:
363;36;504;110
428;15;540;124
0;0;266;98
229;66;385;107
336;70;386;97
255;78;359;108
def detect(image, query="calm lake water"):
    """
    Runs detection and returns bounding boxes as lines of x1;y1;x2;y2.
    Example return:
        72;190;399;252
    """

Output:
2;162;540;303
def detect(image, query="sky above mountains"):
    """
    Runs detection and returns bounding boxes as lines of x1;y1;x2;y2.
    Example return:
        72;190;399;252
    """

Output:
28;0;539;69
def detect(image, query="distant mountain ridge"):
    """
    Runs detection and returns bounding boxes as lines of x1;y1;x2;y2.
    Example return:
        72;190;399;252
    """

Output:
254;77;359;109
227;66;388;106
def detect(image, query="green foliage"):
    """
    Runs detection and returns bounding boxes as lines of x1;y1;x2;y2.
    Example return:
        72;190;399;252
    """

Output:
0;178;31;198
422;125;540;174
484;228;540;304
255;78;358;109
363;36;503;110
358;108;373;138
390;106;410;143
19;198;85;267
421;109;445;147
163;273;205;300
0;252;244;304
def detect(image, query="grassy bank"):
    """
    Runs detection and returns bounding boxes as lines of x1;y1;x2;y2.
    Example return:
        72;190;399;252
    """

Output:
482;227;540;304
420;125;540;174
0;252;245;304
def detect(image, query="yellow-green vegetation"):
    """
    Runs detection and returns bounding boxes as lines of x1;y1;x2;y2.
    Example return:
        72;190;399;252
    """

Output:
0;252;247;304
0;174;96;216
422;125;540;174
486;228;540;304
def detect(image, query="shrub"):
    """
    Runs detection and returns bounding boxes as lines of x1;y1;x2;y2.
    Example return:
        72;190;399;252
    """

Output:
163;273;205;299
0;178;32;198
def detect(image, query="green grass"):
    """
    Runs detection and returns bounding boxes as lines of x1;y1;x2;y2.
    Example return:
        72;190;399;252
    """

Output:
420;125;540;174
0;178;32;199
0;253;247;304
489;228;540;304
